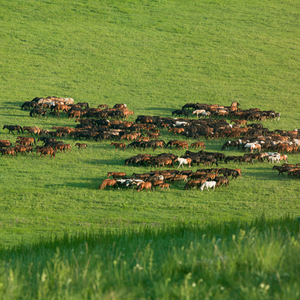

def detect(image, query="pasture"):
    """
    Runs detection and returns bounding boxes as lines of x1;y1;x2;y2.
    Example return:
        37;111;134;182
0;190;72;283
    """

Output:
1;0;300;298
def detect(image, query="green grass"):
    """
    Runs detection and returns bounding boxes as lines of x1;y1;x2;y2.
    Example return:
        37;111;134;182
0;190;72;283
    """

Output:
1;0;300;246
1;0;300;297
1;216;300;299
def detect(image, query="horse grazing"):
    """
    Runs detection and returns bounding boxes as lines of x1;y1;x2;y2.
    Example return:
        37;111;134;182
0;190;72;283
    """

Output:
200;181;217;191
137;182;152;192
99;179;117;190
110;142;126;151
107;172;126;179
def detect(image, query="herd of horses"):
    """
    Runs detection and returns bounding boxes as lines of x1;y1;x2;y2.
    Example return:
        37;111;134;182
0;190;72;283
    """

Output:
1;98;299;192
22;97;134;120
0;135;73;157
99;167;241;191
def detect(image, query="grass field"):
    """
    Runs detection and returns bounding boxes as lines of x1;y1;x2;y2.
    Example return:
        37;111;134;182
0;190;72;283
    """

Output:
1;216;300;299
1;0;300;297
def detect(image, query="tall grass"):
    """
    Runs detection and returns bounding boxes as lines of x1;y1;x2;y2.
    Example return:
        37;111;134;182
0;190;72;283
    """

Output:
0;215;299;299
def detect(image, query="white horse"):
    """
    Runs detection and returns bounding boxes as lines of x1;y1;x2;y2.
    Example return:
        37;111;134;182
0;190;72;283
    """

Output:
177;157;192;168
250;143;261;153
192;109;206;117
200;181;216;191
268;156;280;164
174;121;188;127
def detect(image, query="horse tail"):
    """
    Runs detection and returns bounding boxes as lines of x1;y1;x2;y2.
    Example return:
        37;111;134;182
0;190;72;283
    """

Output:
33;137;36;146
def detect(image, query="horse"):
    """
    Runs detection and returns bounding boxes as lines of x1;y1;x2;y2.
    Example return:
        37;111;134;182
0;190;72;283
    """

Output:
107;172;126;179
22;126;41;135
200;181;217;191
159;183;170;190
250;143;261;153
272;166;291;176
3;125;23;134
110;142;126;151
99;179;117;190
190;142;205;150
16;136;36;146
268;155;281;164
29;108;48;117
37;147;56;158
184;180;201;190
192;109;206;118
0;148;15;156
0;140;12;147
172;109;189;117
168;128;185;135
137;182;152;192
231;101;240;107
177;157;192;168
75;143;87;149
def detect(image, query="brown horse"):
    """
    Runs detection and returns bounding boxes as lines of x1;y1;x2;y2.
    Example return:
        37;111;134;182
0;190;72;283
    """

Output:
107;172;126;179
159;183;170;190
37;147;56;158
190;142;205;150
99;179;117;190
110;142;126;151
137;182;152;192
16;136;36;146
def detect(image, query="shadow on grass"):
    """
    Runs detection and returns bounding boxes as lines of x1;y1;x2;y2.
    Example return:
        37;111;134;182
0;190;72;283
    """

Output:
45;178;98;190
83;158;125;166
144;107;174;113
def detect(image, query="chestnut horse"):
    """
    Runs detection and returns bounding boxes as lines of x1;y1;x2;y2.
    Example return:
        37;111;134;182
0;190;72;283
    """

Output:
110;142;126;151
99;179;117;190
190;142;205;150
137;182;152;192
107;172;126;179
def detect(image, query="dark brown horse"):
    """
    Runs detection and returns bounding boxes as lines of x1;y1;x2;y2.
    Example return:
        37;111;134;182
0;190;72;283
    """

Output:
3;125;23;134
110;142;126;151
75;143;87;149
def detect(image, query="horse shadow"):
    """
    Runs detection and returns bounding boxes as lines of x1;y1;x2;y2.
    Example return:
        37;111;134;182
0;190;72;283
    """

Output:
145;107;174;112
83;158;125;166
244;170;289;180
44;178;98;190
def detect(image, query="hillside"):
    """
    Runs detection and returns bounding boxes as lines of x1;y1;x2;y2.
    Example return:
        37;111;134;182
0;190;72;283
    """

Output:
0;0;300;246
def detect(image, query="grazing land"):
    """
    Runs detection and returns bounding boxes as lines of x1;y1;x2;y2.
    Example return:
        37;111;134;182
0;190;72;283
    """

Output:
0;0;300;298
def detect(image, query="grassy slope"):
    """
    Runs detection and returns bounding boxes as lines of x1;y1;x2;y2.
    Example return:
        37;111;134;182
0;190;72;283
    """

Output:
0;0;300;246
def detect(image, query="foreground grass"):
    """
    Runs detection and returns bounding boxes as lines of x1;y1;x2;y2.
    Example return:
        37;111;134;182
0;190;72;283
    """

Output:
0;216;299;299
